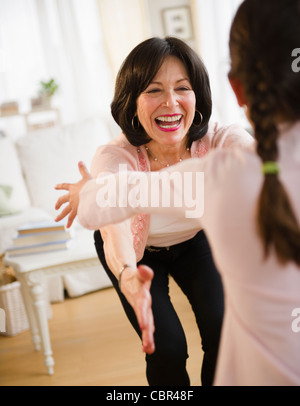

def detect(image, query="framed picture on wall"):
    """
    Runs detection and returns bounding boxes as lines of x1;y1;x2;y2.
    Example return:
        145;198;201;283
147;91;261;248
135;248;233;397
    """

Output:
162;6;193;40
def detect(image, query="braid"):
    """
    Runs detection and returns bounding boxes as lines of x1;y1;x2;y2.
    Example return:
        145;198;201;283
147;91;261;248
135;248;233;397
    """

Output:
249;66;300;265
247;60;278;162
229;0;300;266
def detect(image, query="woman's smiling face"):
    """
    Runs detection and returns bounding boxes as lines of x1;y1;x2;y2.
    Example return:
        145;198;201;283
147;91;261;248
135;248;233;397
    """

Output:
136;56;196;147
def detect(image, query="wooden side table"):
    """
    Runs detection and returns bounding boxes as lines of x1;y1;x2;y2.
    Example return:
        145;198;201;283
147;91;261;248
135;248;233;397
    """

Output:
4;228;109;375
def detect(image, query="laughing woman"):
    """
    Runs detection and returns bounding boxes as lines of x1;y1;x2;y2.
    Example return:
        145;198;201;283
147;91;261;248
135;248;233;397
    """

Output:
55;37;253;386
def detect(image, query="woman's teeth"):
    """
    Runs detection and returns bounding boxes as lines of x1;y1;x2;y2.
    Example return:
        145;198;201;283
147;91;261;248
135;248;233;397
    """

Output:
155;115;182;128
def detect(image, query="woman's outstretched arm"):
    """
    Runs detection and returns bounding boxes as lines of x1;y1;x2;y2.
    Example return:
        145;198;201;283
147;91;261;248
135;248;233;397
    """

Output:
76;158;204;230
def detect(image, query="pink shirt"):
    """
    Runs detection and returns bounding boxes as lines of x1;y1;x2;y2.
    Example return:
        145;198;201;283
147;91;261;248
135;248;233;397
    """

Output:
81;121;253;260
78;121;300;385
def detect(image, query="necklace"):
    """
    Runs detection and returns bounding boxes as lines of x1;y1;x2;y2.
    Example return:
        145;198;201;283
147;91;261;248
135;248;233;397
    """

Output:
145;145;190;168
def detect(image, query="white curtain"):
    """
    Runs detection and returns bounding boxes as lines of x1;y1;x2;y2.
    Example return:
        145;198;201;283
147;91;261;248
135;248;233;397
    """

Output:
0;0;113;127
193;0;248;127
98;0;149;80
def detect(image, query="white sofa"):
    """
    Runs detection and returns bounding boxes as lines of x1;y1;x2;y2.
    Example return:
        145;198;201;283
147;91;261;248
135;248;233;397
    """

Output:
0;116;115;302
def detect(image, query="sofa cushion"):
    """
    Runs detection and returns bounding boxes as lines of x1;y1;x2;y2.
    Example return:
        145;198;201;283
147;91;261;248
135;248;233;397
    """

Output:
0;138;31;211
0;185;20;216
16;117;112;217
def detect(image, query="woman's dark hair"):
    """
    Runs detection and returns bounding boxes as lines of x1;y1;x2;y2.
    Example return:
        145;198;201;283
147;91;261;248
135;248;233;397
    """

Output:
111;36;212;148
229;0;300;265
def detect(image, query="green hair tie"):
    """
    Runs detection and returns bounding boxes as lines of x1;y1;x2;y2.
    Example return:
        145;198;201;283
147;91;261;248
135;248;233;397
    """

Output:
262;161;280;175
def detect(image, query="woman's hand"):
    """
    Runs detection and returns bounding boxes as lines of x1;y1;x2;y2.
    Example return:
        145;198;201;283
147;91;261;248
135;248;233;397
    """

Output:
54;161;92;228
121;264;155;354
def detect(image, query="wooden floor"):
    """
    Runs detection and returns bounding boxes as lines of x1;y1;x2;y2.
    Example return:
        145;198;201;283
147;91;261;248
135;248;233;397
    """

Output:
0;278;203;386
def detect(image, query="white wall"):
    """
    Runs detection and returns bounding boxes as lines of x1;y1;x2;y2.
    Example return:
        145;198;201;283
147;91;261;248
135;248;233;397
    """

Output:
145;0;195;49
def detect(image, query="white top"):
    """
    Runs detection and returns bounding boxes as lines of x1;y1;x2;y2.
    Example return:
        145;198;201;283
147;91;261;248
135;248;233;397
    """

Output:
78;121;300;385
148;213;199;247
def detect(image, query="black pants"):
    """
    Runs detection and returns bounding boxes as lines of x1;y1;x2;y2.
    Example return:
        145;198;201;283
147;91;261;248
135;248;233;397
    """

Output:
94;229;224;386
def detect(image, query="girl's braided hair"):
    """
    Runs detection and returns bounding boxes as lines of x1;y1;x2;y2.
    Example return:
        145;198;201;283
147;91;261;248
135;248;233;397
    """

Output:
229;0;300;265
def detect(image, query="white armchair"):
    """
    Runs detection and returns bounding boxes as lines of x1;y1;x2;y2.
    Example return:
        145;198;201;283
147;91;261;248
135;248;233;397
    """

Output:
0;116;114;302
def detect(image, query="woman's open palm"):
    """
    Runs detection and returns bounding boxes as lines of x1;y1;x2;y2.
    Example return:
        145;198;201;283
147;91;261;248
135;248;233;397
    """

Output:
55;161;92;228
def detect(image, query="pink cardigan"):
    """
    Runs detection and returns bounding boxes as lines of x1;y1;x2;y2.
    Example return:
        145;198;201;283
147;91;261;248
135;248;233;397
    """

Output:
80;121;253;261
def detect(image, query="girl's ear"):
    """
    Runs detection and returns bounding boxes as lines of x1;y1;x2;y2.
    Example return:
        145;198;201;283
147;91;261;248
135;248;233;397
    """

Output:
229;76;248;108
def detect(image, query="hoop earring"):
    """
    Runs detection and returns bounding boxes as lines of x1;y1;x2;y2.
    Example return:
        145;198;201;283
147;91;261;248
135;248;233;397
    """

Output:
193;110;203;127
131;115;140;130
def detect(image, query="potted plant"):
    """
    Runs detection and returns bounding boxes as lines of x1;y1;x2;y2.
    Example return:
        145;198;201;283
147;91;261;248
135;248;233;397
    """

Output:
31;78;59;110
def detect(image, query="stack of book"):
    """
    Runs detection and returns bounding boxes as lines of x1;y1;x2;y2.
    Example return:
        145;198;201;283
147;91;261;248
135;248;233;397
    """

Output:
6;220;75;257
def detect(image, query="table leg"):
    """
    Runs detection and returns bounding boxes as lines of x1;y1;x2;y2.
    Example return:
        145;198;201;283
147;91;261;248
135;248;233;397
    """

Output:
29;283;55;375
18;275;41;351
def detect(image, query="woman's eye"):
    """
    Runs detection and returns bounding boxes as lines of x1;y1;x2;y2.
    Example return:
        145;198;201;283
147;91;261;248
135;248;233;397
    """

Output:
177;87;191;91
146;89;161;94
144;86;192;94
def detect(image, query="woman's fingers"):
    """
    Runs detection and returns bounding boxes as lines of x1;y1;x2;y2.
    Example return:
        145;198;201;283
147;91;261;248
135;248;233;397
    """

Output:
55;183;71;191
78;161;91;180
55;193;70;210
136;265;153;327
136;265;155;354
66;210;77;229
54;204;72;223
137;264;154;285
142;308;155;354
54;162;91;225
